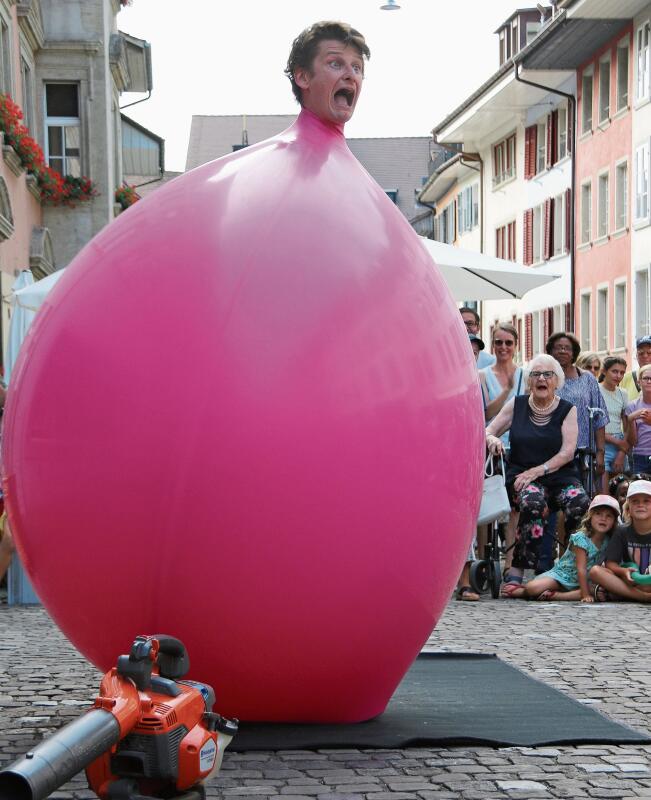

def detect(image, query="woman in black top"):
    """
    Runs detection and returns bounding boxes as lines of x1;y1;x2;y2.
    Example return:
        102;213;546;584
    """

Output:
486;354;589;597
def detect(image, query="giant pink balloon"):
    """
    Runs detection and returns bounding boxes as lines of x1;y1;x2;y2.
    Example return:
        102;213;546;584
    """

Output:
3;109;483;722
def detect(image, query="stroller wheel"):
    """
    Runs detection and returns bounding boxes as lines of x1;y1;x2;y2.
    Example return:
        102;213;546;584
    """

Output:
470;560;489;594
490;560;502;599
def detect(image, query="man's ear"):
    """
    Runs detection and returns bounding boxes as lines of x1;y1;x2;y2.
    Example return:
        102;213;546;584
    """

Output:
294;67;310;91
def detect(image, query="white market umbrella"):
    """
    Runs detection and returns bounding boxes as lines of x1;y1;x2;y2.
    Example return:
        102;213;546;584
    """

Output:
5;271;36;386
5;269;66;385
420;238;560;301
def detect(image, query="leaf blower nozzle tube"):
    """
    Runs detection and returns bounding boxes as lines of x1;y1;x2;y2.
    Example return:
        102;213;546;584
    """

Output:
0;708;120;800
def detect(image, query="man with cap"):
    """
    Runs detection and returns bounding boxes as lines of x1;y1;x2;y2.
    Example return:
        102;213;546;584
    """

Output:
589;479;651;602
469;333;485;363
621;336;651;402
460;307;495;369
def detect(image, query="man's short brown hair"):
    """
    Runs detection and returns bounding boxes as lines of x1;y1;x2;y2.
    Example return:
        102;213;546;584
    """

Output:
285;21;370;106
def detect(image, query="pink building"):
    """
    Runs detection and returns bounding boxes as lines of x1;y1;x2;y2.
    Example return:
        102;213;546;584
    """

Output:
575;26;633;364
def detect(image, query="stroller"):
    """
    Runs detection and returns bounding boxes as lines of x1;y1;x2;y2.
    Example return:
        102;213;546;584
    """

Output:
470;452;510;598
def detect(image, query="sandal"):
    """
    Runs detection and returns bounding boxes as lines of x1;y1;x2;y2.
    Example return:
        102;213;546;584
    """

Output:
593;584;611;602
536;589;556;601
456;586;480;602
500;581;525;599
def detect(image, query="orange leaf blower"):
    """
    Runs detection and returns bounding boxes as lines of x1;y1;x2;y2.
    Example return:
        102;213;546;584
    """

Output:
0;634;238;800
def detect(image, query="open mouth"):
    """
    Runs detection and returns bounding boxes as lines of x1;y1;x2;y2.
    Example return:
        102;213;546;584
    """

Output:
334;88;355;108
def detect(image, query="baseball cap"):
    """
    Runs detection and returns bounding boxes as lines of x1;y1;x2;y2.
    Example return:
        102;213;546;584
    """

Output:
588;494;621;514
468;333;485;350
636;335;651;349
627;479;651;499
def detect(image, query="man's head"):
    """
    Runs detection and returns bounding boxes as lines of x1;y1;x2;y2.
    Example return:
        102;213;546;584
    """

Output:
636;335;651;368
468;333;485;362
459;307;480;335
285;21;370;125
626;480;651;532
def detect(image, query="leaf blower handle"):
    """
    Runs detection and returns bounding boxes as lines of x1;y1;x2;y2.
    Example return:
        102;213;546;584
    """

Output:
0;708;120;800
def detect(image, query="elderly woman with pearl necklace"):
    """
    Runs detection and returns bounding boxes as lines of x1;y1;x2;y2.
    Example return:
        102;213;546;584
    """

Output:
486;353;590;598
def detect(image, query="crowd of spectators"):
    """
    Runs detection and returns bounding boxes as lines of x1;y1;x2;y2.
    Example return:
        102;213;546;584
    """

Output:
457;306;651;603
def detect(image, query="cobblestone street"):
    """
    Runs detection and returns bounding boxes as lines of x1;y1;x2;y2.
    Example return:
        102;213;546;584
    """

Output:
1;598;650;799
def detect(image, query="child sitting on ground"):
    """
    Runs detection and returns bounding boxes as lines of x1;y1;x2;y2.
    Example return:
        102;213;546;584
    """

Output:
590;479;651;602
520;494;619;602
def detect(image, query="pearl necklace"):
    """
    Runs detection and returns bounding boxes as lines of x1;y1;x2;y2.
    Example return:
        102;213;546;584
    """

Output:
528;393;559;426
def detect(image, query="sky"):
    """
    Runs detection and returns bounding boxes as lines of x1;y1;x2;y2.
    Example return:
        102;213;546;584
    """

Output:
119;0;529;172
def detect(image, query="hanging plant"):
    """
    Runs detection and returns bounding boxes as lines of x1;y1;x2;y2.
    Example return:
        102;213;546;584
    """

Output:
115;184;140;210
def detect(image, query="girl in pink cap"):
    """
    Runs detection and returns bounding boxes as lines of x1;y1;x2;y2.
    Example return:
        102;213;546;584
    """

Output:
517;494;619;601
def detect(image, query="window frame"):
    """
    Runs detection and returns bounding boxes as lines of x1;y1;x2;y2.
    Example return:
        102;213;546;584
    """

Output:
616;36;630;112
536;120;546;174
614;158;629;232
580;179;592;244
0;5;12;97
614;279;627;350
634;140;650;225
581;67;594;134
636;20;650;103
492;132;516;188
580;291;592;351
634;265;650;339
557;104;568;161
553;192;566;257
598;54;611;125
597;169;610;239
596;283;609;353
532;203;543;264
44;82;83;178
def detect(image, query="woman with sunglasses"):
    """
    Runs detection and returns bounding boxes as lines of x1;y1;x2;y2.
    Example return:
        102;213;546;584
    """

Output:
576;352;602;380
479;324;524;450
485;354;589;597
625;363;651;474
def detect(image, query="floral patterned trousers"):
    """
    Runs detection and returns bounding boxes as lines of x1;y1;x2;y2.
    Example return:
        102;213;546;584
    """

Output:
510;480;589;571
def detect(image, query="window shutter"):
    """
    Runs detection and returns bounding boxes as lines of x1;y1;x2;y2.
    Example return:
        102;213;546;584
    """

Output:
544;197;553;261
567;102;574;155
523;209;534;265
565;187;572;253
525;125;536;179
546;114;553;170
551;110;559;166
542;307;550;345
564;302;572;332
525;313;533;361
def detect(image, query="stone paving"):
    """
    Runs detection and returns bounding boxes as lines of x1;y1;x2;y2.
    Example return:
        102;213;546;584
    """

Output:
1;598;651;799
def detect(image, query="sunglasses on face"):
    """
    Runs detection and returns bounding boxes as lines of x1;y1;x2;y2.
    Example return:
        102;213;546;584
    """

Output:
530;371;555;380
494;339;515;347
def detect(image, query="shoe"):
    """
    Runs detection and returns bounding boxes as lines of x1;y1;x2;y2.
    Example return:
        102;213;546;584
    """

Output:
456;586;480;601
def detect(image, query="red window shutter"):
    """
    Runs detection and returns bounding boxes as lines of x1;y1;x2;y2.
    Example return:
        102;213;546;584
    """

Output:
567;102;573;155
565;187;572;254
543;306;550;344
525;313;533;361
551;110;558;166
546;114;553;170
523;209;534;265
544;197;553;261
525;125;536;179
564;302;572;332
508;221;516;261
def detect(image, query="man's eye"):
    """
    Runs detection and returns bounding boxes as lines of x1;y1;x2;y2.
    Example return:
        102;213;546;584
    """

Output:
329;60;342;69
352;64;362;74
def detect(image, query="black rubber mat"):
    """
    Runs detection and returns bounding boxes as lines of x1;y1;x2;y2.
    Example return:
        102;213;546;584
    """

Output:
229;652;651;750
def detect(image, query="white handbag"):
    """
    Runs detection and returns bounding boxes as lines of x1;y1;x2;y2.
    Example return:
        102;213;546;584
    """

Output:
477;452;511;525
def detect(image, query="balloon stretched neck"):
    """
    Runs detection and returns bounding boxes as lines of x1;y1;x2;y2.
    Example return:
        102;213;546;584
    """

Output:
296;108;346;140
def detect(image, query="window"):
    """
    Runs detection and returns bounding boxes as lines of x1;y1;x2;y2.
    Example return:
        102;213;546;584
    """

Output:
582;69;593;133
532;204;543;263
580;292;592;350
553;193;565;257
492;133;516;187
536;121;546;174
457;184;479;235
526;21;540;45
45;83;81;177
0;16;11;95
599;57;611;123
636;267;650;338
512;20;519;57
439;202;455;244
615;161;628;231
614;281;627;349
634;141;650;223
20;56;34;132
617;40;629;112
597;286;608;352
581;181;592;244
495;220;516;261
598;171;609;238
637;22;650;102
557;105;568;160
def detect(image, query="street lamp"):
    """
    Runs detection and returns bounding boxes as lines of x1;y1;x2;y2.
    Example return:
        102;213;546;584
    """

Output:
380;0;401;9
